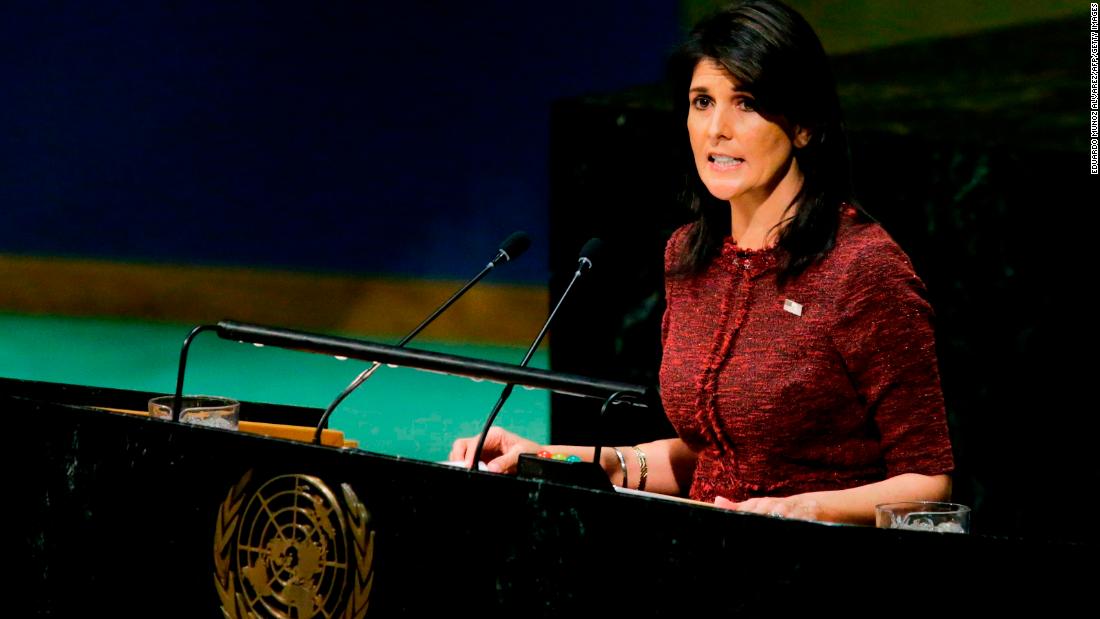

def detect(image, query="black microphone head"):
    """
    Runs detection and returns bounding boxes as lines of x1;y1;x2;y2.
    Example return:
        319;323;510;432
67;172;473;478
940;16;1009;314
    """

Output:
497;231;531;263
576;237;602;273
578;237;602;261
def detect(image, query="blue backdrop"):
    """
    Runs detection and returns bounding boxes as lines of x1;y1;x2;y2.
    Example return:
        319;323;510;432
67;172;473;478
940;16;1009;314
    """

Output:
2;1;680;283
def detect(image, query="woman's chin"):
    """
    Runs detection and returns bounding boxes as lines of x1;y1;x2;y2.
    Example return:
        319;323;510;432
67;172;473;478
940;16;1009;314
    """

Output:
702;185;742;202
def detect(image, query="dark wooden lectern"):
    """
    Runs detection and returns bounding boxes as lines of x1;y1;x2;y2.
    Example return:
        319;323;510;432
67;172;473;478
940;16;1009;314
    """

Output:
9;377;1090;617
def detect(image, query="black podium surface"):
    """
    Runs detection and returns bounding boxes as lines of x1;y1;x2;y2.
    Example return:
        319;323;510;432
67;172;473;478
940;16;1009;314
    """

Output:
9;377;1090;617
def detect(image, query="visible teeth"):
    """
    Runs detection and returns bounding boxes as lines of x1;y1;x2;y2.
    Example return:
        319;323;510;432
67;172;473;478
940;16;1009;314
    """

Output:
711;155;743;164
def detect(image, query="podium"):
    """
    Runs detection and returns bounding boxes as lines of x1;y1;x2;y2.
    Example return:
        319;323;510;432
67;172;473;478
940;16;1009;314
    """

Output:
9;376;1091;617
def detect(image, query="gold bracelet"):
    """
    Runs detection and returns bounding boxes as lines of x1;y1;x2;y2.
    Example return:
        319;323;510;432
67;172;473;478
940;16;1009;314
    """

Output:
611;447;628;489
631;446;648;492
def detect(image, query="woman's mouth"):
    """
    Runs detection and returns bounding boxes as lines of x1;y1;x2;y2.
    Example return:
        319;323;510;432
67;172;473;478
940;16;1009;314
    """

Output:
708;154;744;169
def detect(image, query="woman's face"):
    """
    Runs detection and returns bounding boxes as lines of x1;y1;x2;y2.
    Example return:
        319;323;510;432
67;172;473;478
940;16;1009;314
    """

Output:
686;58;808;207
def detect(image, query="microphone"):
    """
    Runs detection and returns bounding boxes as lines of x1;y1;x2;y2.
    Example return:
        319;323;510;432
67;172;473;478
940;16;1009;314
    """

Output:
469;237;603;470
312;230;531;444
492;231;531;267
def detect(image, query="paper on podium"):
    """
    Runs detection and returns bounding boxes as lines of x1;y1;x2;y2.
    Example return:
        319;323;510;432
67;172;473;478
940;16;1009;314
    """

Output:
438;460;490;471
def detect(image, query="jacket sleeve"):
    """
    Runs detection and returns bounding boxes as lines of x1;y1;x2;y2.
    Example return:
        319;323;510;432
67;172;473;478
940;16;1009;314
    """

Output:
829;231;955;477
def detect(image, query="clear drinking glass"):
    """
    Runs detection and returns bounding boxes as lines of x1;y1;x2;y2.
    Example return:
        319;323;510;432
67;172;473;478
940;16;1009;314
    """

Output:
148;395;239;430
875;501;970;533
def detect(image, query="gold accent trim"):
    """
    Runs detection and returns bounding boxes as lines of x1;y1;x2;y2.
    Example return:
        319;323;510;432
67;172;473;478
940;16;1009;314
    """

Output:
214;470;253;618
0;254;547;344
340;483;374;619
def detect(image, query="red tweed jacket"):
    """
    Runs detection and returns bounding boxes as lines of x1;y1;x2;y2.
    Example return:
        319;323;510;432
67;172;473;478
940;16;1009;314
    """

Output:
660;208;954;502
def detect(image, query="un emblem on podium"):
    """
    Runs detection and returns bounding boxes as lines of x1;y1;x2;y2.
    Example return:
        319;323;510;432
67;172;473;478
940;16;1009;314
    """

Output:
214;471;374;618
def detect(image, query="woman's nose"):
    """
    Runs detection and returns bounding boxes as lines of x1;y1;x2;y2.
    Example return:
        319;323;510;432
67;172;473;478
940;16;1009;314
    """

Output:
706;107;732;141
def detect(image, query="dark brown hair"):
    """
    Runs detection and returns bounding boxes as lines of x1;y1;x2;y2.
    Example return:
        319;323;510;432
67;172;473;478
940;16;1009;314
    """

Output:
669;0;862;282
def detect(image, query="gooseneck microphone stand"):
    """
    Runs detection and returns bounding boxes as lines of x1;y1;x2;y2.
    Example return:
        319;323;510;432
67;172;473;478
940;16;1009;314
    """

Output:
469;238;602;470
311;231;530;444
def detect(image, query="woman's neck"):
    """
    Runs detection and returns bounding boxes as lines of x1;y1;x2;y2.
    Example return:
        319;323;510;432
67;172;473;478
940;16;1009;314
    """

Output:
728;161;804;250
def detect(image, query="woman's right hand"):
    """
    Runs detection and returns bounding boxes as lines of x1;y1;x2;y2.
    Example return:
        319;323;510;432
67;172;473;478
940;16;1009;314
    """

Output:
449;426;541;474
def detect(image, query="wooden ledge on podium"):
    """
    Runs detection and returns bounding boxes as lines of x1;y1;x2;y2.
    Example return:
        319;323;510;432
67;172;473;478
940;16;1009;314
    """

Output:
94;406;357;448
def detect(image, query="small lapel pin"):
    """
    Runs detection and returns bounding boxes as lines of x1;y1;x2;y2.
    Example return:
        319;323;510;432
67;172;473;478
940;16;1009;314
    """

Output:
783;299;803;316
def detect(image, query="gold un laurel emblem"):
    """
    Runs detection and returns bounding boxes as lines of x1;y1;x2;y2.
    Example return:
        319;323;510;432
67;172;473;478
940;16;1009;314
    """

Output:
214;471;374;618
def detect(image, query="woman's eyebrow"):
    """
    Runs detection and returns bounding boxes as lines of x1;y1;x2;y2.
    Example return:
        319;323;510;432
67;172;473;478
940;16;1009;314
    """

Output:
689;84;749;95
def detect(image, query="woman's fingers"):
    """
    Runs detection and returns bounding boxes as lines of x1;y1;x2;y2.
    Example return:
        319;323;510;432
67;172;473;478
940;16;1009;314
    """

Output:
449;427;530;469
714;496;823;521
733;497;779;515
486;450;516;474
449;437;472;463
715;497;785;516
714;495;738;509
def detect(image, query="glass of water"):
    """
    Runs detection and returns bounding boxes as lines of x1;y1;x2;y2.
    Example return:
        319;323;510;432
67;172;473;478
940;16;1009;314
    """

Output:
875;501;971;533
148;395;239;430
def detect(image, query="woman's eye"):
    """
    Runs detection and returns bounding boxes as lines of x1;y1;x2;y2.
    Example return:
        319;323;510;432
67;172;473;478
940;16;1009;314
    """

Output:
737;98;756;112
691;95;712;110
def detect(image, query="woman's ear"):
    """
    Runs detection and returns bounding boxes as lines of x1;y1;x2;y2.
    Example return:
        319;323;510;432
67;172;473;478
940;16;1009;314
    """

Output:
793;125;812;149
